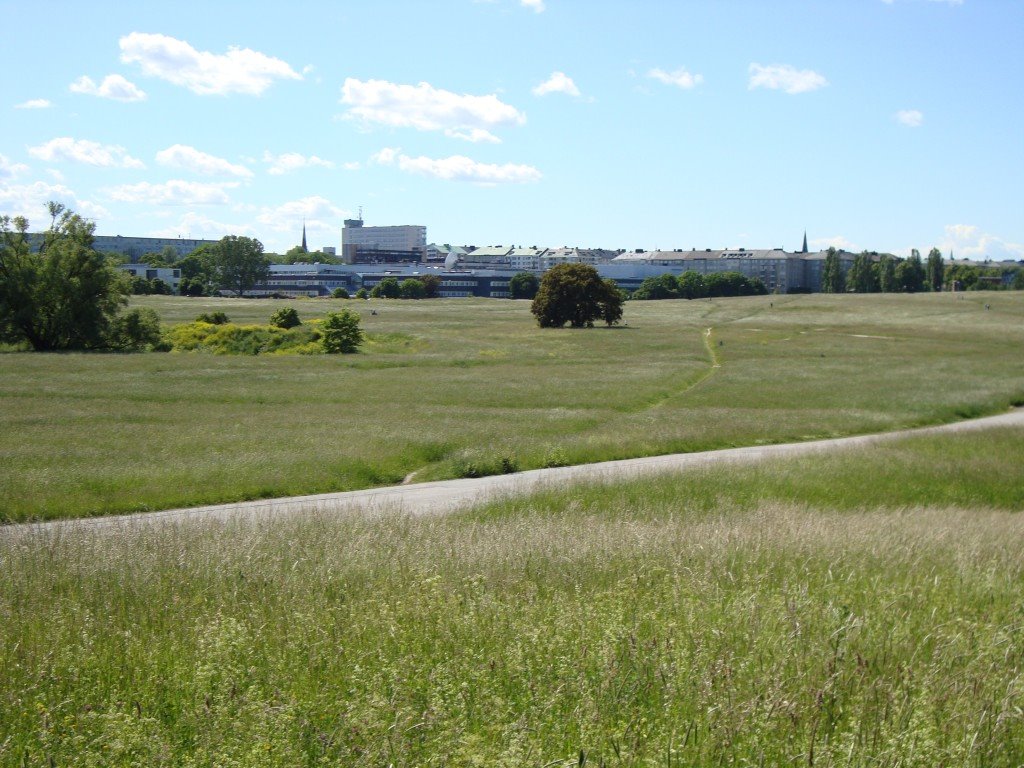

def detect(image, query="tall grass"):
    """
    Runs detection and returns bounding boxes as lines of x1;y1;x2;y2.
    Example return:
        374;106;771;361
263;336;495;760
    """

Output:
1;428;1023;765
2;292;1023;521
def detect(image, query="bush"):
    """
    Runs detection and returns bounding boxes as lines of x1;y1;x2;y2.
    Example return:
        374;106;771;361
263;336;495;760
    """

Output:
269;306;301;329
320;309;363;354
354;288;369;300
195;311;229;325
370;277;400;299
399;278;426;299
509;271;540;299
163;321;321;355
331;287;350;299
107;307;163;351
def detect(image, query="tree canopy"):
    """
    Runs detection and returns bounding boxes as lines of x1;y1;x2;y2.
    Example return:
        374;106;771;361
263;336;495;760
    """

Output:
211;235;269;296
0;202;155;351
509;271;540;299
530;263;623;328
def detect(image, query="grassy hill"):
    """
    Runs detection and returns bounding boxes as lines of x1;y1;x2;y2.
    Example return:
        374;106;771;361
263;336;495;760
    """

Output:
1;291;1022;522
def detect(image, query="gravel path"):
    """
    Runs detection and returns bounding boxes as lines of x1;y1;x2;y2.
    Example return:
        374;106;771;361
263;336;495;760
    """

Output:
6;409;1023;536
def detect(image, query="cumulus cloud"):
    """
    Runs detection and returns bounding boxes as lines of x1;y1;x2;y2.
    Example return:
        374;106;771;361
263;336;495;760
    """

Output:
14;98;51;109
521;0;545;11
810;235;858;252
156;144;253;177
0;181;109;221
255;196;348;233
69;74;147;102
895;109;923;127
647;67;703;89
29;137;145;169
0;154;29;180
119;32;302;96
374;148;541;184
147;211;246;239
748;63;827;94
340;78;525;141
262;151;335;175
533;71;581;97
106;180;238;205
940;224;1024;261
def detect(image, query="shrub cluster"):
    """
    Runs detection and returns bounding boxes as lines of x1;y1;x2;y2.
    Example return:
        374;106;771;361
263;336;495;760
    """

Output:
631;270;768;300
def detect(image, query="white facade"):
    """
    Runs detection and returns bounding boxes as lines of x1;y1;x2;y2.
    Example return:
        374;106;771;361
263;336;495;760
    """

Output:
342;219;426;252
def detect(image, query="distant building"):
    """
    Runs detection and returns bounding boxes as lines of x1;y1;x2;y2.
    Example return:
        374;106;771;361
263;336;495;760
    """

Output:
341;216;426;263
26;233;218;262
118;264;182;292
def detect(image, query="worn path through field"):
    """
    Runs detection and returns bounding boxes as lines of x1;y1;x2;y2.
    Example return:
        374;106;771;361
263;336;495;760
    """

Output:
6;408;1023;537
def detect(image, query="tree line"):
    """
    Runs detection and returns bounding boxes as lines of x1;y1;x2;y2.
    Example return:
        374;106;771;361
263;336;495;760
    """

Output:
822;247;1024;293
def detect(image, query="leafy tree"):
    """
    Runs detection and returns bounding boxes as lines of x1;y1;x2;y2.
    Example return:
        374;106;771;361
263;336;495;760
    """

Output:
530;263;623;328
179;277;208;296
946;263;980;291
926;247;945;292
420;274;442;298
370;277;400;298
631;273;680;300
821;247;845;293
509;271;539;299
107;307;163;351
149;278;172;295
847;252;878;293
320;309;363;353
896;249;926;293
354;288;369;299
0;202;136;351
269;306;301;329
704;271;764;297
130;275;152;295
331;287;350;299
677;270;707;299
211;235;269;296
1013;270;1024;291
878;255;898;293
399;278;426;299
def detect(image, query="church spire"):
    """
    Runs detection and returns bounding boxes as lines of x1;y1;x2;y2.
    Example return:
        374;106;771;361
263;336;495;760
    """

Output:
301;220;308;253
801;230;808;253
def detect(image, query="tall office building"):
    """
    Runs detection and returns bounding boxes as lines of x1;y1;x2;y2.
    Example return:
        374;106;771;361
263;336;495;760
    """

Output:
341;216;426;263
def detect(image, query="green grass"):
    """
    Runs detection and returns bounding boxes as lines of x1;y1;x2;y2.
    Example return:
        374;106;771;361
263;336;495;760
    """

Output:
1;292;1023;522
2;428;1023;766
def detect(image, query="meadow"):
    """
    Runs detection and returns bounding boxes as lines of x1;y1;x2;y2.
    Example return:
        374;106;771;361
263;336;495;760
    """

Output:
1;292;1023;522
2;427;1023;766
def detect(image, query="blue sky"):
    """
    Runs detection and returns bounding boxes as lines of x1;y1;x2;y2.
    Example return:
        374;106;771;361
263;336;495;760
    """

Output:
2;0;1021;259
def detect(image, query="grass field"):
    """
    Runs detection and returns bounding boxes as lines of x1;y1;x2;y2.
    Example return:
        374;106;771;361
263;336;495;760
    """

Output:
1;292;1023;522
2;427;1023;766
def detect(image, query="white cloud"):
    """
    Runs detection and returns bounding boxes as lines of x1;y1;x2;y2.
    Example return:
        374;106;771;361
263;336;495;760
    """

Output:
370;147;401;165
106;180;238;205
119;32;302;96
28;137;145;169
14;98;52;109
340;78;526;140
255;196;348;233
69;74;146;102
147;211;246;239
647;67;703;90
443;127;502;143
895;109;923;127
342;161;361;171
375;148;541;184
940;224;1024;261
0;181;109;221
810;235;858;252
748;63;828;94
521;0;545;11
0;154;29;180
533;71;580;97
262;151;335;175
156;144;253;177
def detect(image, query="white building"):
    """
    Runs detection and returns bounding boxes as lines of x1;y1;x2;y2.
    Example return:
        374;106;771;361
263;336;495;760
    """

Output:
342;217;426;255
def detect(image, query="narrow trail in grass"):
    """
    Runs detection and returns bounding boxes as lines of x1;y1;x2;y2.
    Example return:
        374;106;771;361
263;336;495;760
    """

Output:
6;408;1022;536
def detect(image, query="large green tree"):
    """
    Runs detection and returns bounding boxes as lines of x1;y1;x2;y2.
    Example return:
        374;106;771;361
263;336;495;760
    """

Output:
896;249;926;293
509;271;540;299
821;248;845;293
877;255;898;293
926;247;945;292
0;203;137;351
847;252;878;293
531;263;623;328
677;270;707;299
211;235;269;296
